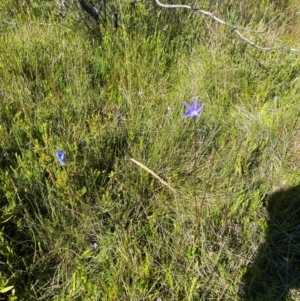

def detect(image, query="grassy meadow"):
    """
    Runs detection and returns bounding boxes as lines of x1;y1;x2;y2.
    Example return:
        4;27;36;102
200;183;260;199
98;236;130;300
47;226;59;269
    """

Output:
1;0;300;300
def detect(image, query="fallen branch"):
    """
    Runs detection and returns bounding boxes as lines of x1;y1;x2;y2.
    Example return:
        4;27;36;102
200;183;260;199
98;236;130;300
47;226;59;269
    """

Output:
154;0;300;52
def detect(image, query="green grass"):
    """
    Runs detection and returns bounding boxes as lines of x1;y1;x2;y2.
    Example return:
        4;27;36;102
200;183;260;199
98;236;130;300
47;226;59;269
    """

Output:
1;0;300;300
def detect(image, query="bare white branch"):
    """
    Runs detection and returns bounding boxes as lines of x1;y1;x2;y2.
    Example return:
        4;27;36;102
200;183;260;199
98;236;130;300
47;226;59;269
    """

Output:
154;0;300;52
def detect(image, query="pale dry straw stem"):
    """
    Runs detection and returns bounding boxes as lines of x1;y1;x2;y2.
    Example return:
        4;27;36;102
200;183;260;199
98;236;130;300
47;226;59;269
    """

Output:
130;158;178;195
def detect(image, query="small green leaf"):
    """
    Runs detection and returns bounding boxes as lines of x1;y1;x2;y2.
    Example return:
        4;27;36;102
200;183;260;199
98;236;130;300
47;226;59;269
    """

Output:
81;249;93;259
0;285;14;293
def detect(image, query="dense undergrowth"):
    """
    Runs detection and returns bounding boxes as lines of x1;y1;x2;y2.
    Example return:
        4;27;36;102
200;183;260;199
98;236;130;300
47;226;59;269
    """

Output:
1;0;300;300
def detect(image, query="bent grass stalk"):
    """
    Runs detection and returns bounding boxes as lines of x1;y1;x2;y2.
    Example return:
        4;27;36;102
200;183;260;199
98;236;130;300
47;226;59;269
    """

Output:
130;158;177;195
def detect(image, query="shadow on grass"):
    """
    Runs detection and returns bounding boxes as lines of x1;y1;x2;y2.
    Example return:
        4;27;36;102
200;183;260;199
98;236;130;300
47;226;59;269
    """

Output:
242;185;300;300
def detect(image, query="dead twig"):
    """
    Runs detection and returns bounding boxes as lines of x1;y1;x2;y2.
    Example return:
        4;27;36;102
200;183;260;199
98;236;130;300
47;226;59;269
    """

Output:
154;0;300;52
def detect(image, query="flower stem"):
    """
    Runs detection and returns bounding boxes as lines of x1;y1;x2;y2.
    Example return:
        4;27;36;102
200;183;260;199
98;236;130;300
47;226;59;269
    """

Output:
193;118;199;239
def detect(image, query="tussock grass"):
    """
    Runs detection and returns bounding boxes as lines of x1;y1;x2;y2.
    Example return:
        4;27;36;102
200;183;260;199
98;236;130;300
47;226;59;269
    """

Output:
1;0;300;300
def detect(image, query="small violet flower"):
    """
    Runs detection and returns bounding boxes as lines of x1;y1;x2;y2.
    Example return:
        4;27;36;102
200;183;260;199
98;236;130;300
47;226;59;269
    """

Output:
55;150;66;166
182;97;204;118
92;242;98;250
92;7;99;14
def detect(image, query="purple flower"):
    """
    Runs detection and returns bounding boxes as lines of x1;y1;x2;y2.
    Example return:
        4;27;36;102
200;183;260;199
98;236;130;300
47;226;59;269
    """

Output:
182;97;204;118
92;242;98;250
55;150;66;166
92;7;99;14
